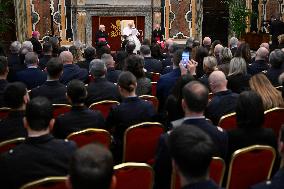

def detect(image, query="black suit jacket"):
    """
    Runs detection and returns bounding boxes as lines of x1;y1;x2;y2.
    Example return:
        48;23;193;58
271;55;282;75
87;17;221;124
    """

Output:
227;74;251;93
16;67;47;89
77;59;92;72
53;106;105;139
106;68;122;83
144;57;162;73
0;79;8;107
60;64;88;85
153;118;228;189
7;53;26;82
39;55;52;70
181;180;221;189
251;168;284;189
0;134;76;189
30;80;68;104
0;111;27;142
248;60;269;75
266;68;283;86
86;78;120;106
30;37;42;55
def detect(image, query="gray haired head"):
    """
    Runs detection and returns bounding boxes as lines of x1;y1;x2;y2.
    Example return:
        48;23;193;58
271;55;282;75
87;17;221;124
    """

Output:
10;41;21;54
89;59;106;78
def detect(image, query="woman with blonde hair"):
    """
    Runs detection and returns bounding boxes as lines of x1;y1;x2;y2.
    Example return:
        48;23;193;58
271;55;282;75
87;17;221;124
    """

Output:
249;73;284;110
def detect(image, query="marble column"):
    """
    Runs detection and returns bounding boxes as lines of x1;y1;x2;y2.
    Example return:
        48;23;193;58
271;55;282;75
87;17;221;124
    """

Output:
14;0;27;42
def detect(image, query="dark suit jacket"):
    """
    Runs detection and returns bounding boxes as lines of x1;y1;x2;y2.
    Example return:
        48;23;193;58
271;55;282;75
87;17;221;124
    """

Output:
153;118;228;189
144;57;162;73
39;55;52;70
0;79;8;107
7;53;26;82
270;19;284;49
266;68;283;86
0;111;27;142
205;90;239;125
16;67;47;89
227;74;251;94
60;64;88;85
231;47;237;57
248;60;269;75
77;59;92;72
251;168;284;189
53;106;105;139
106;68;122;83
86;78;120;106
30;80;68;104
181;180;221;189
30;37;42;55
0;134;76;189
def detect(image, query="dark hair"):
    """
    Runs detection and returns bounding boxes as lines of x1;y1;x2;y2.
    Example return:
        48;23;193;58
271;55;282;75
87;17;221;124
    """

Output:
42;42;53;53
269;49;284;69
173;49;183;66
195;47;209;77
125;55;145;78
126;41;136;54
84;47;96;60
151;44;163;60
58;46;68;55
67;80;87;104
169;43;180;54
69;143;114;189
235;42;251;64
46;58;63;78
25;97;53;131
4;82;27;109
140;45;151;55
49;37;60;57
115;51;128;70
118;71;137;93
142;39;151;46
168;125;215;179
96;46;111;59
182;81;208;112
236;91;264;129
0;56;8;75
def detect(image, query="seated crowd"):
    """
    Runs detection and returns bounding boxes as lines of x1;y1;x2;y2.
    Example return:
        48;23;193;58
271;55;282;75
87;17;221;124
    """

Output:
0;33;283;189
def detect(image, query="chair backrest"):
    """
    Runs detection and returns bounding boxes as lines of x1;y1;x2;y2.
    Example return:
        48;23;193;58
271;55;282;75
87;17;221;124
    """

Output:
171;157;226;189
114;163;154;189
151;82;157;96
264;107;284;139
89;100;120;119
275;85;283;92
67;128;111;148
20;177;67;189
123;122;164;165
218;112;237;131
52;104;72;118
0;107;10;120
139;95;159;112
151;72;161;82
226;145;276;189
0;137;25;154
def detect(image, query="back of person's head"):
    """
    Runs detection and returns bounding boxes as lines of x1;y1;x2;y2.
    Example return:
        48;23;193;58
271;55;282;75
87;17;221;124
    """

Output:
169;43;179;55
69;45;81;63
142;39;151;46
168;125;215;180
151;44;163;59
236;91;264;129
203;56;217;73
59;51;73;64
84;47;96;61
69;143;114;189
195;46;209;64
0;56;8;76
89;59;107;78
235;42;251;64
125;55;145;78
256;47;269;60
260;43;270;51
118;71;137;93
115;51;128;70
220;47;233;63
101;53;114;68
173;49;183;66
22;41;33;53
269;49;284;69
185;37;194;49
229;37;238;48
46;57;63;78
25;97;53;131
214;44;224;56
208;70;228;92
126;41;136;54
182;81;208;113
67;80;87;104
140;45;151;56
42;42;53;54
96;46;111;59
228;57;247;76
203;37;212;46
4;82;27;109
25;52;39;66
58;46;68;55
10;41;21;54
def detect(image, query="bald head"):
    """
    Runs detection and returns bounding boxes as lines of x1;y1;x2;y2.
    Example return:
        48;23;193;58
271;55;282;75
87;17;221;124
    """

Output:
260;43;269;51
209;71;228;93
60;51;73;64
203;37;212;46
214;44;224;56
256;47;269;61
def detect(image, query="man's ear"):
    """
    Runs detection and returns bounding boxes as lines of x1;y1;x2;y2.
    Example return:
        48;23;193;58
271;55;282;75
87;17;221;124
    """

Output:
24;92;30;104
66;175;72;189
48;118;55;132
23;117;29;129
109;175;117;189
181;99;187;112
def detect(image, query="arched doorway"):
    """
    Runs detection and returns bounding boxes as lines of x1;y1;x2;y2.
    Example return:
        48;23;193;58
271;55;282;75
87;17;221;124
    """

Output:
202;0;229;45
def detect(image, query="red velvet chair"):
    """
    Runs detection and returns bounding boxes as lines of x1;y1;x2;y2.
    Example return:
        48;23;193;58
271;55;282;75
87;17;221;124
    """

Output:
114;163;154;189
67;128;111;148
20;177;67;189
151;82;157;96
171;157;226;189
52;104;72;118
123;122;164;165
0;107;10;120
264;107;284;139
226;145;276;189
151;72;161;82
89;100;120;119
139;95;159;112
218;112;237;131
0;137;25;154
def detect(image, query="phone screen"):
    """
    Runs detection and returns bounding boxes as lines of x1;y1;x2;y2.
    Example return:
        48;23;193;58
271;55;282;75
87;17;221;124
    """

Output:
182;51;190;67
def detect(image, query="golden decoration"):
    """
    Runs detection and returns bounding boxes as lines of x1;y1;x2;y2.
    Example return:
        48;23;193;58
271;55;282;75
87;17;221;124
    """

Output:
110;20;121;38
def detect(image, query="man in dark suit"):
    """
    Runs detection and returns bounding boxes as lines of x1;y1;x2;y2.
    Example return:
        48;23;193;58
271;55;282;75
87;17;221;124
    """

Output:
101;53;121;83
86;59;120;106
154;81;228;189
77;46;96;72
7;41;22;82
151;23;163;44
0;56;9;107
30;57;68;104
68;144;116;189
39;42;53;70
205;71;239;125
53;80;105;139
270;13;284;50
16;52;47;89
0;82;28;142
168;125;222;189
0;97;77;189
161;43;179;74
248;47;270;75
59;51;88;85
29;31;42;55
140;45;162;73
